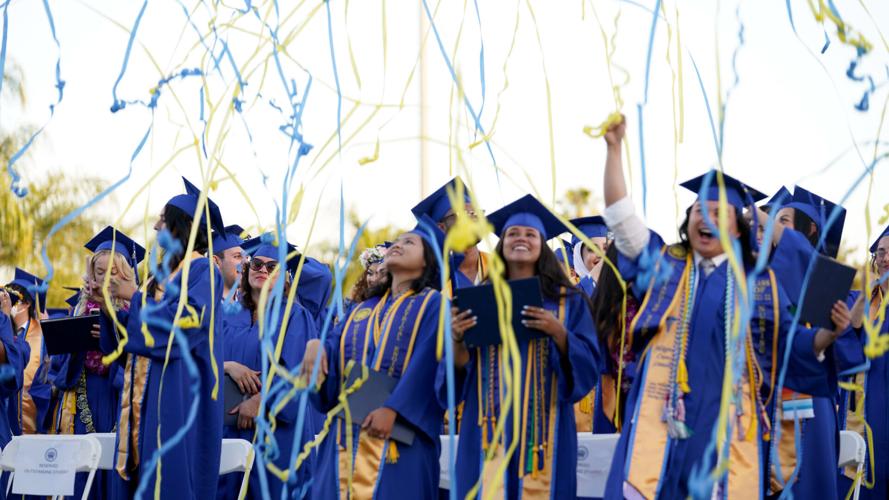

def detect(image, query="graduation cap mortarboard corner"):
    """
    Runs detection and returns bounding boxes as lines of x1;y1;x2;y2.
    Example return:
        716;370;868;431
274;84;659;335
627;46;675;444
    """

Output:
411;177;473;222
568;216;608;246
870;225;889;253
408;214;448;256
166;177;226;235
678;169;767;211
84;226;147;269
487;194;568;241
7;268;47;312
761;186;791;211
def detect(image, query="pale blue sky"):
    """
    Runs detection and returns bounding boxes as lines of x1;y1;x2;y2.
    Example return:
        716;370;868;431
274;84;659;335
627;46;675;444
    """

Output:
2;0;889;257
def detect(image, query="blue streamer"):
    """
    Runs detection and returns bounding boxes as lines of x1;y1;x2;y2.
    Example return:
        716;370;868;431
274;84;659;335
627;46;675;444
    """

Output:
111;0;150;112
689;54;722;163
325;0;343;151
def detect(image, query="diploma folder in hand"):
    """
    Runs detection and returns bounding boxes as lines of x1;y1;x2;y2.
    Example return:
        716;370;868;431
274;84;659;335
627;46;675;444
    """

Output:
455;277;546;348
337;367;415;446
797;254;856;329
40;314;101;355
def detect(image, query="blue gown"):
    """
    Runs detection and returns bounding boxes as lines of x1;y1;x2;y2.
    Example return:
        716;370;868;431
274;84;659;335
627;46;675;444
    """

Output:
295;257;333;332
837;288;889;500
0;313;31;500
217;300;319;499
441;289;600;499
768;228;863;498
311;287;445;499
7;319;52;437
99;257;224;499
603;233;830;499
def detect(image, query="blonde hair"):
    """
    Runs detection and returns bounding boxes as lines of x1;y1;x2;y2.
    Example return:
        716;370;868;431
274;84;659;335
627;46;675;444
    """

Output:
76;250;136;314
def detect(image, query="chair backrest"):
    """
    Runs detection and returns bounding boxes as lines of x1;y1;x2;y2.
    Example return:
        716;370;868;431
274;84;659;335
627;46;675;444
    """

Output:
219;439;253;475
838;430;866;468
0;435;101;474
90;433;117;471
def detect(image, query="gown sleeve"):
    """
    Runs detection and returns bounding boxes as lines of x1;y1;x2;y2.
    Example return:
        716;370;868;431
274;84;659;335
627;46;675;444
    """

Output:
0;315;29;395
384;292;446;440
119;259;221;361
267;305;318;425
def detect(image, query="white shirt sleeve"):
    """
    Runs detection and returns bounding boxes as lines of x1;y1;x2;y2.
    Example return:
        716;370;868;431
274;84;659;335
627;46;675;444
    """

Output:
603;197;650;260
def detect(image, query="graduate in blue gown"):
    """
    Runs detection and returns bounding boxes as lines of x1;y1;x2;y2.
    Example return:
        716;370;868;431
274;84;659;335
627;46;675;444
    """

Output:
212;224;248;308
412;177;489;291
0;289;33;499
597;117;851;499
569;216;610;298
837;226;889;499
446;195;601;499
218;235;320;500
4;269;52;437
305;220;446;499
50;227;144;500
756;186;860;497
97;177;225;499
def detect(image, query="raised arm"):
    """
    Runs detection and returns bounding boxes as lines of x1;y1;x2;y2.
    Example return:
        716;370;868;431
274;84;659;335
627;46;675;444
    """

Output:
601;116;651;260
603;116;628;207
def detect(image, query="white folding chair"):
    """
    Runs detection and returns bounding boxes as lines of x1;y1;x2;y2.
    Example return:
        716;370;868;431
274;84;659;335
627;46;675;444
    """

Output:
438;435;460;490
838;430;867;500
89;432;117;471
576;433;620;498
0;434;101;500
219;438;255;499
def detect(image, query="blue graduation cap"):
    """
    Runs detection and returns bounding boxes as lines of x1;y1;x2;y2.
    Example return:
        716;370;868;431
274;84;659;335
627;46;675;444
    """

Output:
411;177;473;222
64;290;81;308
243;233;302;274
762;186;792;211
870;225;889;253
84;226;146;269
167;177;226;235
786;186;846;258
7;268;47;312
679;169;767;210
487;194;568;241
568;216;608;246
211;224;246;253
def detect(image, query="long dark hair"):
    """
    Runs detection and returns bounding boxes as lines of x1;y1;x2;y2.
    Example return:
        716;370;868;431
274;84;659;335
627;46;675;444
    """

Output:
352;265;390;303
678;204;755;269
147;204;209;297
239;260;293;321
592;245;629;350
385;236;441;294
494;236;581;302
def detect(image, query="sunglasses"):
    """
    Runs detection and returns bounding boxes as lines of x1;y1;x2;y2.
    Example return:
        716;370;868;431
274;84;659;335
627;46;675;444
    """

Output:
249;260;279;273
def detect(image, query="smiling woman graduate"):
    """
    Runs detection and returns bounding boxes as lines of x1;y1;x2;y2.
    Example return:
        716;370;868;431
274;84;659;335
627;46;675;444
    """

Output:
446;195;601;499
97;178;225;499
304;217;446;500
597;117;851;500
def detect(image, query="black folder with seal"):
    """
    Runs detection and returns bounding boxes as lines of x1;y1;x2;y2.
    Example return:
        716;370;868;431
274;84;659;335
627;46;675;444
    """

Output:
223;374;248;427
454;277;546;348
798;254;856;329
40;314;101;355
337;368;415;446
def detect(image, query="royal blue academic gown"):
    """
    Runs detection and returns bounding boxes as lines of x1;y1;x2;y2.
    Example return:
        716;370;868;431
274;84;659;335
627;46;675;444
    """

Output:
603;233;829;499
100;257;224;500
217;300;319;499
440;289;600;499
295;257;333;332
836;289;889;500
311;288;445;499
768;228;863;498
578;275;596;298
0;314;31;500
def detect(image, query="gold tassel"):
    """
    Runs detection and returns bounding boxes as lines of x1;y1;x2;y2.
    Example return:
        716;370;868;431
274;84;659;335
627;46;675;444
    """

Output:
677;359;691;394
385;440;400;464
578;393;593;414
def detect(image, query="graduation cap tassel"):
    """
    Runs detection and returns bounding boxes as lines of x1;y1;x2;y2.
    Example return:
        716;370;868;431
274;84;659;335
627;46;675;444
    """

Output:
385;440;399;464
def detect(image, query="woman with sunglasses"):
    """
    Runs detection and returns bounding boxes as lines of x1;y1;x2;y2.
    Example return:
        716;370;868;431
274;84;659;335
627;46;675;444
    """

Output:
446;195;601;499
218;235;319;499
96;178;225;499
303;219;446;500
